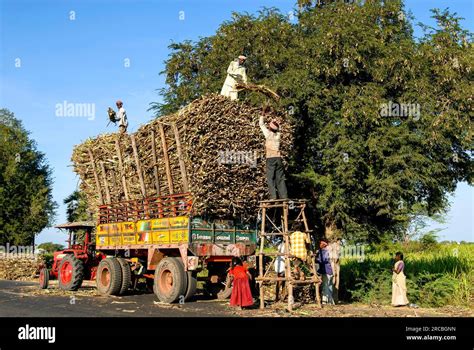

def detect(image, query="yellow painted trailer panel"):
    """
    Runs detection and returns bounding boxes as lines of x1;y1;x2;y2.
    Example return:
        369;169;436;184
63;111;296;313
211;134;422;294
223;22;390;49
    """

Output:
122;233;137;245
151;218;170;230
96;233;108;246
152;231;170;243
137;231;153;244
96;216;189;248
169;216;188;228
170;228;188;243
120;222;135;233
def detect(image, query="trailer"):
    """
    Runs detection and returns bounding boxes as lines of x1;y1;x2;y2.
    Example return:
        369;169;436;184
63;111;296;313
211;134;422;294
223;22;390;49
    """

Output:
95;192;257;302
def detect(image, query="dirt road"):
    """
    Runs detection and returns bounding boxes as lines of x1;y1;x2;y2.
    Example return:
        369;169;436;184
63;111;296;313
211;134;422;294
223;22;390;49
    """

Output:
0;280;471;317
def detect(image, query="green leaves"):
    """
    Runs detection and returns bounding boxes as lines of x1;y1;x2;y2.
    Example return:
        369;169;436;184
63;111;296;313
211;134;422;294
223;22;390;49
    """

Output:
151;1;472;242
0;109;56;245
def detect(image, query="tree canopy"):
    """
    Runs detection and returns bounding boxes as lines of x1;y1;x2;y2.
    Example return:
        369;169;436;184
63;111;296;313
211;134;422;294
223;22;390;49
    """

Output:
0;109;56;245
64;190;90;223
150;0;473;242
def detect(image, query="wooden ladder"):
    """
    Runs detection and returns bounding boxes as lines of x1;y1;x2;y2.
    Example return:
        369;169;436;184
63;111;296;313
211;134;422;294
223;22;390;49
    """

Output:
256;199;321;311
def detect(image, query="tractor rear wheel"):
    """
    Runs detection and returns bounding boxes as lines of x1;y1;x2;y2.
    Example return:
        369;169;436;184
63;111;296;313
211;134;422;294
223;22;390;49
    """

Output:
153;257;186;303
39;268;49;289
58;255;84;291
96;258;123;296
116;258;132;295
184;271;197;301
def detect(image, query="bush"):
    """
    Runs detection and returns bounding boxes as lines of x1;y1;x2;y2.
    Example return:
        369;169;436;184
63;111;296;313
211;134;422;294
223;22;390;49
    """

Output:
39;253;54;269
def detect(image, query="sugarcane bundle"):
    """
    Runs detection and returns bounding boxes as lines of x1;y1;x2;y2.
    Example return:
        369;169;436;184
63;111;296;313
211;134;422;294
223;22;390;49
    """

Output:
235;83;280;101
0;257;40;281
71;94;293;222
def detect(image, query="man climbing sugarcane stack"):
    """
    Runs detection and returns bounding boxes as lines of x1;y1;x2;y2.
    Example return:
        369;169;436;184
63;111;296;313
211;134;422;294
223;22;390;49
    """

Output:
259;106;288;199
220;55;247;100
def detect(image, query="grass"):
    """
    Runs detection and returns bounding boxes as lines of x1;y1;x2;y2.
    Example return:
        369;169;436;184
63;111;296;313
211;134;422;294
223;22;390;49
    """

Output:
339;243;474;308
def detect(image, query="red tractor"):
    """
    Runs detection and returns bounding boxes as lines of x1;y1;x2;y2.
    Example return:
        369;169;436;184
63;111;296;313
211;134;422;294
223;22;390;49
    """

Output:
39;222;105;290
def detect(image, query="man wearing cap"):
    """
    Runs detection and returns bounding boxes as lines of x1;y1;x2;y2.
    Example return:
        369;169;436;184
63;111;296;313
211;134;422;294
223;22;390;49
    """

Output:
259;106;288;199
116;100;128;134
220;55;247;100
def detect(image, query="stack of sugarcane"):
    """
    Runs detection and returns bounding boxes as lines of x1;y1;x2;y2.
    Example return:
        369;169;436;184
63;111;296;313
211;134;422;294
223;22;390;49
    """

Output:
72;94;293;221
0;257;40;281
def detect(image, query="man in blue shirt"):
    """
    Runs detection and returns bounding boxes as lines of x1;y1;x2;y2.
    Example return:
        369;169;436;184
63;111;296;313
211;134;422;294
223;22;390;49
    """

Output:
317;239;335;305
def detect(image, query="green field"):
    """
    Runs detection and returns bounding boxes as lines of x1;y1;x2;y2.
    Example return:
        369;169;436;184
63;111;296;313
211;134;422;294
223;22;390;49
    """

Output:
339;243;474;308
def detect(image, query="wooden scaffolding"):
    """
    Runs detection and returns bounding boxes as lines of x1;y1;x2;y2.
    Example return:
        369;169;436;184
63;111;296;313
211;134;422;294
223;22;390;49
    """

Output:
256;199;321;311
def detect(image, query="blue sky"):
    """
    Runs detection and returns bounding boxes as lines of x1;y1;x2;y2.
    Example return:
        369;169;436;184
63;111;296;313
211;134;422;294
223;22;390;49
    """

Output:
0;0;472;244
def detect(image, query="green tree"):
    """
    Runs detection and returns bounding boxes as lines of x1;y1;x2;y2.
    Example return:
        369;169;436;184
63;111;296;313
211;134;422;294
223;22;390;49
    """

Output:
37;242;64;253
63;190;90;223
0;109;56;245
150;1;473;242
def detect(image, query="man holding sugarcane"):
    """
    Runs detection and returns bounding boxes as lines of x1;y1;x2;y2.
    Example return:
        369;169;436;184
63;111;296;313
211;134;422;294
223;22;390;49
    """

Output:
220;55;247;100
259;106;288;199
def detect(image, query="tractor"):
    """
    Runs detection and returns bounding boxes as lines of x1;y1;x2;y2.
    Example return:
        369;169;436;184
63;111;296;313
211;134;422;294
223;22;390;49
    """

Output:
39;221;105;290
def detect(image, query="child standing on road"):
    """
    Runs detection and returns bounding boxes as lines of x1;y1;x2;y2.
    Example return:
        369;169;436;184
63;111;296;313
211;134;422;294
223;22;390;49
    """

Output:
229;257;253;309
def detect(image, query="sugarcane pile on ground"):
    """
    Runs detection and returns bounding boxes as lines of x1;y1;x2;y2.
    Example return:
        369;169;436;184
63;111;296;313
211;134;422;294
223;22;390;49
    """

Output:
72;94;293;221
0;257;40;281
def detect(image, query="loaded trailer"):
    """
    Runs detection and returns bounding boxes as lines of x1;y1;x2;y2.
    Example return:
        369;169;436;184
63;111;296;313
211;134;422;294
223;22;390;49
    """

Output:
61;96;290;302
95;192;257;302
41;192;257;303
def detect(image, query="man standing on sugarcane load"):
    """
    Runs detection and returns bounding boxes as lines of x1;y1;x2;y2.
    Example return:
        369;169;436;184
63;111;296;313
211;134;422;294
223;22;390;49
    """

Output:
116;100;128;134
259;106;288;199
220;55;247;100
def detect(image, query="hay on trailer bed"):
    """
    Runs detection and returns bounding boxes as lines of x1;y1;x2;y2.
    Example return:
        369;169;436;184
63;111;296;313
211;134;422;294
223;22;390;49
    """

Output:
72;94;293;221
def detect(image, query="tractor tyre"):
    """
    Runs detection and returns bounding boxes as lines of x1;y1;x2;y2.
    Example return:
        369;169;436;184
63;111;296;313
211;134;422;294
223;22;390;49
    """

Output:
153;257;186;303
96;258;123;296
58;255;84;291
116;258;132;295
184;271;198;301
39;268;49;289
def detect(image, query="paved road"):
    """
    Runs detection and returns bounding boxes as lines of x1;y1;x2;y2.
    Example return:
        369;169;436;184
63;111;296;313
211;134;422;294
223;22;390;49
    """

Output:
0;280;233;317
2;280;469;318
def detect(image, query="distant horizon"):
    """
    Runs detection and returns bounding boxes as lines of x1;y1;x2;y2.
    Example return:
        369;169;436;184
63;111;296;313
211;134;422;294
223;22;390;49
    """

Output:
1;0;472;244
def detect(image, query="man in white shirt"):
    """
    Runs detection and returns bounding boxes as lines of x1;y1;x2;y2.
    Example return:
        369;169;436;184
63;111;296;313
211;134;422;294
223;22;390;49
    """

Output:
259;107;288;199
274;242;286;301
116;100;128;134
220;55;247;100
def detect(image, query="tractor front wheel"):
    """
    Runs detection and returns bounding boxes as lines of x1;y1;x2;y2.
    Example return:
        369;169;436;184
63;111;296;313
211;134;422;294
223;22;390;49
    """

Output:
153;257;186;303
39;268;49;289
96;258;123;296
58;255;84;291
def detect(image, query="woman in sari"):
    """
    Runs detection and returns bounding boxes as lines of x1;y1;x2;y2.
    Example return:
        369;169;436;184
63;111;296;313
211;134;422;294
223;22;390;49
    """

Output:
229;257;253;309
392;252;409;307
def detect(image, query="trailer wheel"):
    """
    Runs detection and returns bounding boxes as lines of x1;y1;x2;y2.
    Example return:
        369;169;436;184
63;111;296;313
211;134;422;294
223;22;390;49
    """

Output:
153;257;186;303
58;255;84;291
116;258;132;295
184;271;197;301
39;268;49;289
96;258;123;296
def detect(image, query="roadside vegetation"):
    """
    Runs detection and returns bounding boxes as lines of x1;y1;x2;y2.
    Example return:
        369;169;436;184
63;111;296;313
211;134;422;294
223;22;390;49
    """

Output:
340;242;473;308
